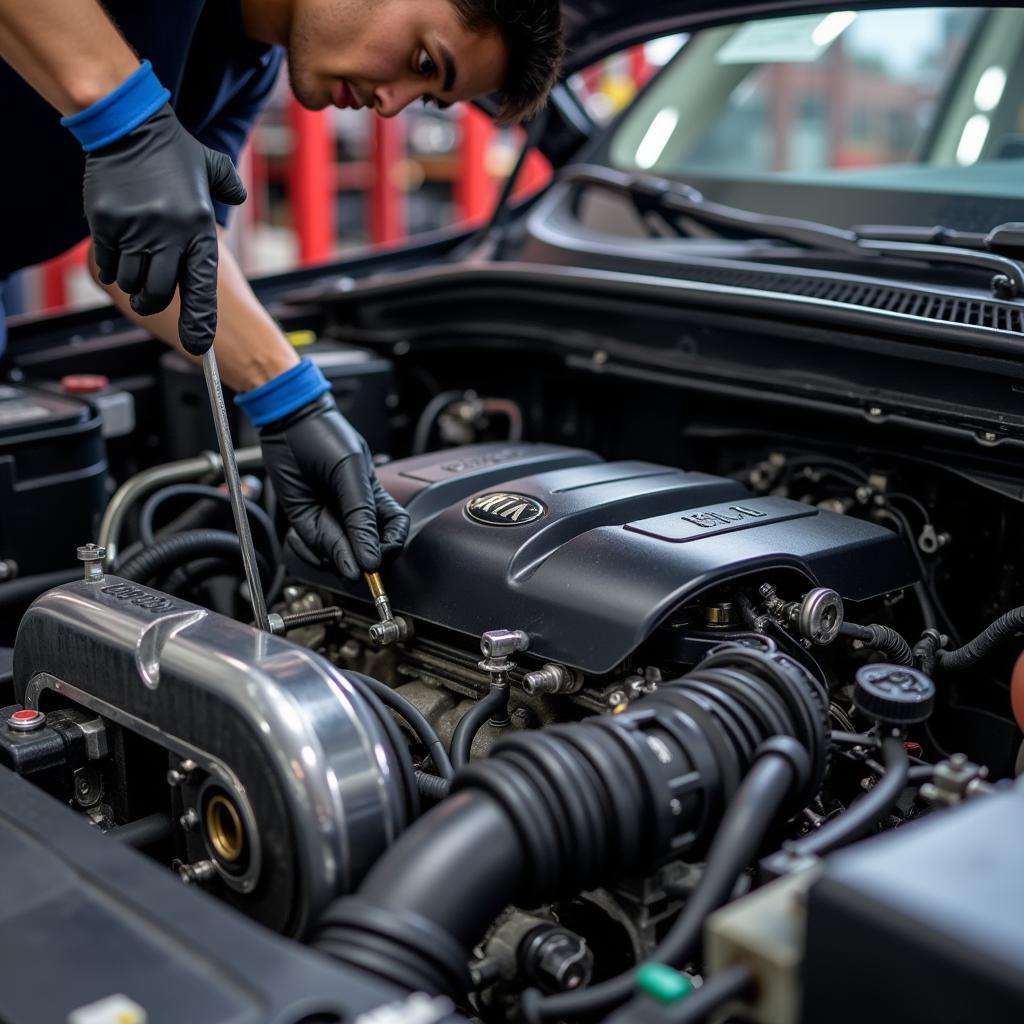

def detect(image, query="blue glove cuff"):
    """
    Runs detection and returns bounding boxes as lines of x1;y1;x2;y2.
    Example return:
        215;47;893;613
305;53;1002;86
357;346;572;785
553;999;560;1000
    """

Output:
61;60;170;153
235;358;331;427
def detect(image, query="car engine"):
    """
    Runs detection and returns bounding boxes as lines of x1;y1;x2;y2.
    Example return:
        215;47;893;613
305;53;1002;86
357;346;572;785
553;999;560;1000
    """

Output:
3;386;1024;1024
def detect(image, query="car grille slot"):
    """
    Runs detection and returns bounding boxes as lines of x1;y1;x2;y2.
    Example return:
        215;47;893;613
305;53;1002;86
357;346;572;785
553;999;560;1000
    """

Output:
672;264;1024;332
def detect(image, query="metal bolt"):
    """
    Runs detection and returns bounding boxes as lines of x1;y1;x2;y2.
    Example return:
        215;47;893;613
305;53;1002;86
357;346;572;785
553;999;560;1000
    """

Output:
0;559;17;582
606;690;627;709
592;350;608;366
867;406;884;420
77;543;107;583
176;859;217;885
523;663;574;696
480;629;530;659
166;759;197;786
369;616;411;646
977;430;998;444
179;809;200;831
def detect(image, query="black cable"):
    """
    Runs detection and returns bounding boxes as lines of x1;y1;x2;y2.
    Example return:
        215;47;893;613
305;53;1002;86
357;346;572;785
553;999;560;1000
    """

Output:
830;730;877;747
606;965;755;1024
139;484;281;566
664;965;753;1024
838;621;913;665
938;605;1024;673
353;673;454;780
450;686;509;769
532;740;805;1020
875;505;961;641
412;390;467;455
788;734;909;859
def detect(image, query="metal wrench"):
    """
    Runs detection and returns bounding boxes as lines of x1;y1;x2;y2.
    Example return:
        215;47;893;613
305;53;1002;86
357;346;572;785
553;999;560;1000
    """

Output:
201;347;270;632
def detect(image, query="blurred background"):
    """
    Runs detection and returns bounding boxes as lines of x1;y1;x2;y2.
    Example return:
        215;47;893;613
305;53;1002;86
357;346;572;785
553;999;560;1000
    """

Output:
5;40;678;319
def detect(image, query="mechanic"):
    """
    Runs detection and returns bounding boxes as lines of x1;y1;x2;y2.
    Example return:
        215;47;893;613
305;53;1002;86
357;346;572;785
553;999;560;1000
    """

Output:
0;0;563;580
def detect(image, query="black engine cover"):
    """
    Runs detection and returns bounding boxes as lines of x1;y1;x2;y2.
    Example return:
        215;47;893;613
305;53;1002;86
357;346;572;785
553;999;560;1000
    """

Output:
289;444;916;672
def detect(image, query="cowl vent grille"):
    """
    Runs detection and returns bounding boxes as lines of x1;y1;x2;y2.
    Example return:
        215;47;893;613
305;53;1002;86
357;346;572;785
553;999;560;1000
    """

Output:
672;263;1024;333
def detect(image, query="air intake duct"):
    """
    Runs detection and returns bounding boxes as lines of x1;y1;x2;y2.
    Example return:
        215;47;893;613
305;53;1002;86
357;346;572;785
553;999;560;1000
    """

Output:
312;641;828;997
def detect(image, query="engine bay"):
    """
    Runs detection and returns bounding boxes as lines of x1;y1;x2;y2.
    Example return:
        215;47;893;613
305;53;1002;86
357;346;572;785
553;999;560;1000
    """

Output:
2;296;1024;1023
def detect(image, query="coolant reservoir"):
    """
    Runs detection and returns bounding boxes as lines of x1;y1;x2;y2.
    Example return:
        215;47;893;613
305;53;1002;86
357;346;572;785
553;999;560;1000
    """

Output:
1011;650;1024;733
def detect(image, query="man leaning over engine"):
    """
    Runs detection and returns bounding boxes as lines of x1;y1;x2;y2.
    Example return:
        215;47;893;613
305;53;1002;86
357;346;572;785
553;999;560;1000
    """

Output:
0;0;564;579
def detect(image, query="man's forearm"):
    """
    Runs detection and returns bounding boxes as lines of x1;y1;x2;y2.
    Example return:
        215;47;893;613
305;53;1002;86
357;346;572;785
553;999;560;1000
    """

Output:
89;229;299;393
0;0;142;113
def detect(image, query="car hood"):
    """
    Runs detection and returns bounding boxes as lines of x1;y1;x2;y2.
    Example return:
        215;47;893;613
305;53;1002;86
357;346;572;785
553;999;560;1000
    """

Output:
558;1;866;72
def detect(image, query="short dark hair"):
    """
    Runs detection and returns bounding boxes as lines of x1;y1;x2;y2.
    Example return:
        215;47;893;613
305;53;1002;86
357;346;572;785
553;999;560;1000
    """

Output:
449;0;565;125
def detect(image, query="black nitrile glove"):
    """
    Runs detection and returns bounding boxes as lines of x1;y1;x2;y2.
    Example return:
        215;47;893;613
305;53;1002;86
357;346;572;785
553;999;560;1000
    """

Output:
83;104;246;355
260;394;410;580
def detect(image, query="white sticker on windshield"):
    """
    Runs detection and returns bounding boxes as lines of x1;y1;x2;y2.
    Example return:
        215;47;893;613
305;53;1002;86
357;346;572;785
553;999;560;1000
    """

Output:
716;12;857;65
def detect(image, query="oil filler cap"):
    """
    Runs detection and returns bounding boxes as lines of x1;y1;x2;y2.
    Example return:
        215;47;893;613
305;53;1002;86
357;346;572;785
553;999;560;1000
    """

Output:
854;664;935;725
7;708;46;732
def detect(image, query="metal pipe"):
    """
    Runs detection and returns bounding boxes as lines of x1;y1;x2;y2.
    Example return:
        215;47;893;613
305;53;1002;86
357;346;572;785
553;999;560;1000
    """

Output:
98;447;264;568
201;348;269;632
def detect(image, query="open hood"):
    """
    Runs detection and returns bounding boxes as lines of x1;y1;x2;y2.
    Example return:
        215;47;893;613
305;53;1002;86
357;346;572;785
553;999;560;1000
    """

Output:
557;0;870;72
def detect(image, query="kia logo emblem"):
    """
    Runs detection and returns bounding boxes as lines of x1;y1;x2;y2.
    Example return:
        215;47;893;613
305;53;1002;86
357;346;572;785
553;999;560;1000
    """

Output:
464;492;546;526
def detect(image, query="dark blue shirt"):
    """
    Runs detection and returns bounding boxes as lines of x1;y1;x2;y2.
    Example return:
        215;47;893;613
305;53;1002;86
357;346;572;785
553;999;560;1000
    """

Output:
0;0;282;279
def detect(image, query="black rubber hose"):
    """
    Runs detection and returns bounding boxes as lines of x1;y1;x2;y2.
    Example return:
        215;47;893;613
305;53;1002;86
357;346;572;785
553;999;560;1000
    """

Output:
789;734;909;859
450;686;509;769
350;672;454;780
117;530;272;597
415;772;451;801
838;622;913;666
606;964;755;1024
315;790;524;992
107;814;173;848
939;605;1024;673
337;671;419;827
139;484;282;566
0;568;79;609
532;739;806;1021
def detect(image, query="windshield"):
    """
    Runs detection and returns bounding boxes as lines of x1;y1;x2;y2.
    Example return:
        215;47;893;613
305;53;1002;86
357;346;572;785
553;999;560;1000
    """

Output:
609;8;1024;199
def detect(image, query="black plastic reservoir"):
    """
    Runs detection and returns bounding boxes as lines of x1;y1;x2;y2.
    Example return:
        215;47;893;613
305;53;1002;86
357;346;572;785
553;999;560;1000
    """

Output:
0;384;107;576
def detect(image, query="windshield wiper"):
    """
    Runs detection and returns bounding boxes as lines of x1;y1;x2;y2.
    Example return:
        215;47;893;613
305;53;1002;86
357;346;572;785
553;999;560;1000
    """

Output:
566;165;1024;299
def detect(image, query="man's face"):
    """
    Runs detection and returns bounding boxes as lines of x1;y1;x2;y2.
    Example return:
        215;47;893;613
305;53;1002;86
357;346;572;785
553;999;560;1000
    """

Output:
285;0;508;117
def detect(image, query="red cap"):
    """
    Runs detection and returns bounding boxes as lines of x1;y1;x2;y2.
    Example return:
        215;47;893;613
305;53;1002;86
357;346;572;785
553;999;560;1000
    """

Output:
61;374;109;394
7;708;45;732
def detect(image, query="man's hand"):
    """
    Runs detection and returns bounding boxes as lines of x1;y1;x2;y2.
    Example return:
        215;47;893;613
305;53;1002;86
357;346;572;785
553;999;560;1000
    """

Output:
85;105;247;356
259;394;410;580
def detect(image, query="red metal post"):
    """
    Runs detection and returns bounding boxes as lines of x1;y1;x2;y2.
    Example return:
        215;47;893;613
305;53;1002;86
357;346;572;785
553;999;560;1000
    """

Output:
41;239;90;311
456;106;496;224
369;116;407;245
288;99;335;264
42;260;67;311
630;46;651;89
513;149;553;201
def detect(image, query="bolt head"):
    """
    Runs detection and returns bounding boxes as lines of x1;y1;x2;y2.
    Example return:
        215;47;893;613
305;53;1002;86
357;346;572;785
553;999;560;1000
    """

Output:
77;543;106;561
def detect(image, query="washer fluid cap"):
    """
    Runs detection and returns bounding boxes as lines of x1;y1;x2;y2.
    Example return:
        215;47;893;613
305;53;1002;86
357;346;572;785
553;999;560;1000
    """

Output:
854;664;936;725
